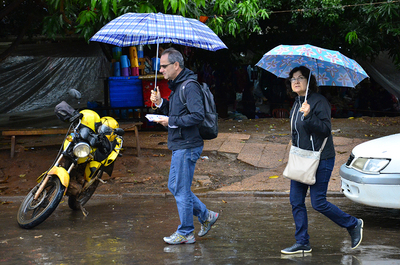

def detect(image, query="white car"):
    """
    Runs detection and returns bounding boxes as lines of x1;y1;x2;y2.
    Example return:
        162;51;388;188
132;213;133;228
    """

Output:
340;133;400;209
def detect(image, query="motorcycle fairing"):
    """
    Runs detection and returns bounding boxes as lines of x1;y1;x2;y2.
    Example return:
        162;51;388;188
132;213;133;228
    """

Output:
103;161;114;177
103;137;122;167
104;148;119;167
85;161;102;182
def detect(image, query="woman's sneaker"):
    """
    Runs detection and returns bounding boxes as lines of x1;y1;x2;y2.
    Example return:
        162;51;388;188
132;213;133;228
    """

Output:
163;232;196;244
347;218;364;249
198;210;219;237
281;243;312;254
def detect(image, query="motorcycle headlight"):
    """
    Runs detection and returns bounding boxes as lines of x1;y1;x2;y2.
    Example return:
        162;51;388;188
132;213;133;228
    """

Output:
350;157;390;173
73;142;91;158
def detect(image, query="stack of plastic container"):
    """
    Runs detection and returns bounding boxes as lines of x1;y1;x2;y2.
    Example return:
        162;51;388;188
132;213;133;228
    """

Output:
120;55;130;76
129;46;139;76
111;46;143;77
112;47;122;76
109;46;144;108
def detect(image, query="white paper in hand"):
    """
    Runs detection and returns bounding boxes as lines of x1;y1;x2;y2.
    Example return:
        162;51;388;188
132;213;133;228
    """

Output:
145;114;167;122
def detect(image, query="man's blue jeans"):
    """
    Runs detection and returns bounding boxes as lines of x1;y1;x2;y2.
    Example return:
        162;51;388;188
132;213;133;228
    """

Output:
289;157;358;245
168;146;208;236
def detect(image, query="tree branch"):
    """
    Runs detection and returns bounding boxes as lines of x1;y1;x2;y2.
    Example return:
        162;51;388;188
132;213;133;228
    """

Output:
0;0;25;20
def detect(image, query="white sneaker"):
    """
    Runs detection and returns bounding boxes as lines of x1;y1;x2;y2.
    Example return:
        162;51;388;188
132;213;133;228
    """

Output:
163;232;196;244
198;210;219;237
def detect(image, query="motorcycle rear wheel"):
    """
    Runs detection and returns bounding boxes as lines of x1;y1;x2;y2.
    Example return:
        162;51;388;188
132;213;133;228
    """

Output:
17;176;65;229
68;178;100;210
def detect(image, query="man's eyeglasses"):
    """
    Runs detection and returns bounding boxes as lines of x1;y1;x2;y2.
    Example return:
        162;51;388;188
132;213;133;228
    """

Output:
160;63;174;69
290;76;306;83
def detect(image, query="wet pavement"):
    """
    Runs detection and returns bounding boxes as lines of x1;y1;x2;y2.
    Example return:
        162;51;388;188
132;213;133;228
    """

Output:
1;195;400;264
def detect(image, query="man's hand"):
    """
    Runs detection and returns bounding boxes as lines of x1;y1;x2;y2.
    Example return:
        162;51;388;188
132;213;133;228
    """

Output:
154;115;169;127
150;87;162;106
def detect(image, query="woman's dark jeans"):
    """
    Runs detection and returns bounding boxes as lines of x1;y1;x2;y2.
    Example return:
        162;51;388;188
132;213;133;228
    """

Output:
289;157;358;245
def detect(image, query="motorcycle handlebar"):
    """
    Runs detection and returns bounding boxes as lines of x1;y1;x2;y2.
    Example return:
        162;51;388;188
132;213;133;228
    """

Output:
114;128;125;136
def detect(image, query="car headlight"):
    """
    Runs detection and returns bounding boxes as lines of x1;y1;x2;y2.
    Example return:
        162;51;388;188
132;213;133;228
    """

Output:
73;142;91;158
350;157;390;173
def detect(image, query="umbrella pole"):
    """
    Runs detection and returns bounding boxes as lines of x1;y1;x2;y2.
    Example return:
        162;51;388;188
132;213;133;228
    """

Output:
154;42;159;91
151;42;159;110
304;72;311;102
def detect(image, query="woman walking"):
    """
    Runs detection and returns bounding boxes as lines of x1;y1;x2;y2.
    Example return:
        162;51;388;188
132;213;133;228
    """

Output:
281;66;363;255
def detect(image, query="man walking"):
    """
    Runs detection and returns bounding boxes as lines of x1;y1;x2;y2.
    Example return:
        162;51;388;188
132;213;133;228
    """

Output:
150;48;219;244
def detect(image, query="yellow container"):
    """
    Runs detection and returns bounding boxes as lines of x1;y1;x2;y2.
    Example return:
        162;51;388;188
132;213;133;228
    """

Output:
129;47;139;67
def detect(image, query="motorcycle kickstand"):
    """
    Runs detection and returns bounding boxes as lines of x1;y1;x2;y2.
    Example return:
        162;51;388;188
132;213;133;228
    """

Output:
79;203;89;217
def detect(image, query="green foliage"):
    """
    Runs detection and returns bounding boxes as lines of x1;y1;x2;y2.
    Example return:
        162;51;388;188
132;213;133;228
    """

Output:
345;31;358;44
2;0;400;66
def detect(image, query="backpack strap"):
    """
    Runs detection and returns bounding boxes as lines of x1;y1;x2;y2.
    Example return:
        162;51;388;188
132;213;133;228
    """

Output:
179;79;200;106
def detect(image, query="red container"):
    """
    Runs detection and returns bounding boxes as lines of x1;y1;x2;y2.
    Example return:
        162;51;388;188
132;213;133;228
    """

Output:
142;79;170;107
131;67;139;76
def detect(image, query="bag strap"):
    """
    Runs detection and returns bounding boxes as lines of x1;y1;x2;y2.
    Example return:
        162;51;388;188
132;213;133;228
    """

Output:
319;137;328;153
179;79;199;106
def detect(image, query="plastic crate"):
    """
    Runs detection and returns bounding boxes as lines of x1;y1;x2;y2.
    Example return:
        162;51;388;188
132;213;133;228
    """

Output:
108;76;143;107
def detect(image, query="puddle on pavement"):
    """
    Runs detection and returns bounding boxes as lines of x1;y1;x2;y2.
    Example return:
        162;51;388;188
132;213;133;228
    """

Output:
1;196;400;264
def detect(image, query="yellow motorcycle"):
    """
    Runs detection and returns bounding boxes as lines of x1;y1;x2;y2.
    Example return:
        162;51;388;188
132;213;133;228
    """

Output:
17;101;124;229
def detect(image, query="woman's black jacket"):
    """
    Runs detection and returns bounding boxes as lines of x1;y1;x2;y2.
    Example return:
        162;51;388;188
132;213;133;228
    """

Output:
289;92;335;160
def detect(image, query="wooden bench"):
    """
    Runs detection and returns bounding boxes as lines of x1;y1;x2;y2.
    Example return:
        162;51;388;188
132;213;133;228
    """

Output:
2;122;143;158
2;128;68;158
121;122;143;156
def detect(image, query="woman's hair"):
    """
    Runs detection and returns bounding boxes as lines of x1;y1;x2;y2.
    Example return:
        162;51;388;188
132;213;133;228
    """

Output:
162;47;184;69
285;66;319;97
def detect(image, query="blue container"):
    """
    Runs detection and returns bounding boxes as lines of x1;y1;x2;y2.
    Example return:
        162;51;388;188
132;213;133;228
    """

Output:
120;55;130;68
112;47;122;61
113;62;121;76
137;45;144;58
108;76;144;108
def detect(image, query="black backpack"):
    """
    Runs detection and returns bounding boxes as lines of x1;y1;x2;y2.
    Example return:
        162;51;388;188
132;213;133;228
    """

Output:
179;80;218;140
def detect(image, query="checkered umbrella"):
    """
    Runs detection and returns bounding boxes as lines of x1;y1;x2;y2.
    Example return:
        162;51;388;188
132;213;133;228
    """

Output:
90;12;227;89
256;44;369;88
90;12;227;51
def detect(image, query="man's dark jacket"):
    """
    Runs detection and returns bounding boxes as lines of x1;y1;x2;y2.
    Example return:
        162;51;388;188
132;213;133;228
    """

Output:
159;68;205;151
290;92;335;160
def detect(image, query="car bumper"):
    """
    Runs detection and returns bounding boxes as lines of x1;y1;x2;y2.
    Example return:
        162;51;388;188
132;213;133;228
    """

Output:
340;164;400;209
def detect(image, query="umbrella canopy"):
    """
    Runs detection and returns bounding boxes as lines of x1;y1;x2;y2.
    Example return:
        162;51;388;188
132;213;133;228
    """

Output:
90;12;227;51
256;44;369;88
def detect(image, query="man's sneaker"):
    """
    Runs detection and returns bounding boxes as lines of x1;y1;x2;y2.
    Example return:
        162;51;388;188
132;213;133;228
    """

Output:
198;210;219;237
347;218;364;249
163;232;196;244
281;243;312;255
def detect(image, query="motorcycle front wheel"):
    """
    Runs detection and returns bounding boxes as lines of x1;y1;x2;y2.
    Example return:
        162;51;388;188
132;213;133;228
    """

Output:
17;176;65;229
68;178;100;210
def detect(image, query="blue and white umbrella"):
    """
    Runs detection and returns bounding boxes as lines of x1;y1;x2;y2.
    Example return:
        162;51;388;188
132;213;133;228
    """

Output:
90;12;227;88
256;44;369;88
90;12;227;51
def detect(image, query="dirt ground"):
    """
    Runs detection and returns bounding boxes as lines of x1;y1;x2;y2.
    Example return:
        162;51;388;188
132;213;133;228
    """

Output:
0;116;399;197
